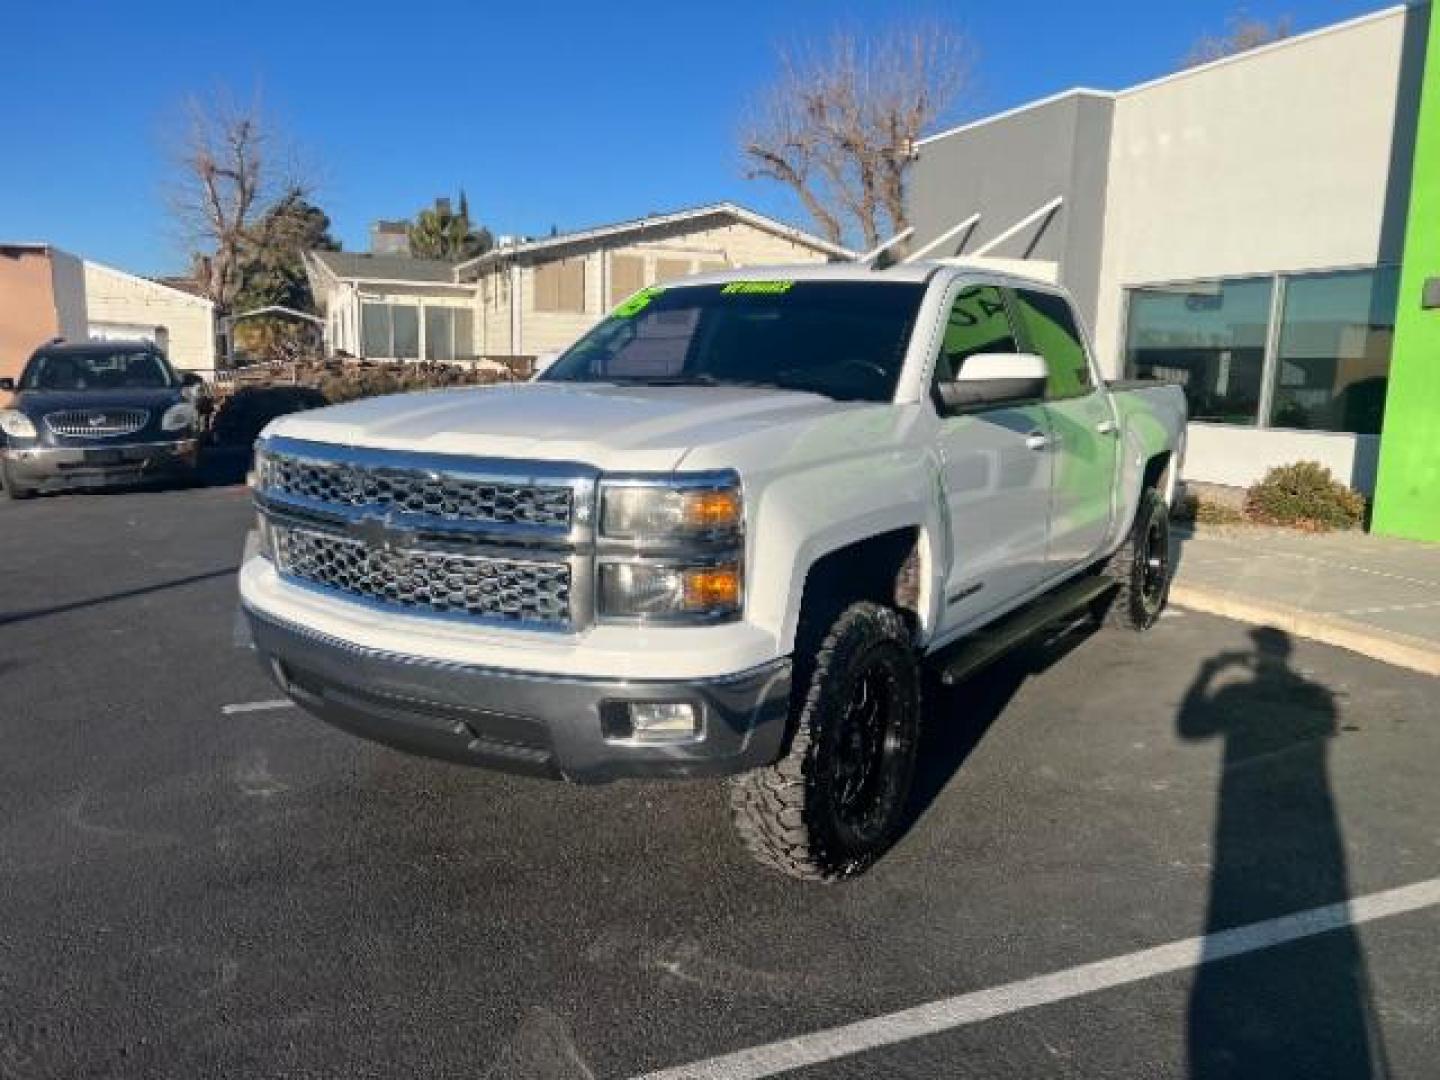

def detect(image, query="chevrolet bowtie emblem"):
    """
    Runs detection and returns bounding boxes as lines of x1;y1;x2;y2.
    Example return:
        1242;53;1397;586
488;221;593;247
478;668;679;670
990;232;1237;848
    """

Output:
353;511;406;553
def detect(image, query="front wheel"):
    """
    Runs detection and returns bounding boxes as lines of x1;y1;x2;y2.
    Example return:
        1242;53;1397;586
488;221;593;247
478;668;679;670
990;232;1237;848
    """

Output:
728;602;921;882
1101;487;1172;631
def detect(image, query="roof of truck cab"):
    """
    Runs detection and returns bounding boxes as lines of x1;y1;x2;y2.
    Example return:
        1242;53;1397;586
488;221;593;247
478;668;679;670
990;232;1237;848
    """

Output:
675;260;1062;291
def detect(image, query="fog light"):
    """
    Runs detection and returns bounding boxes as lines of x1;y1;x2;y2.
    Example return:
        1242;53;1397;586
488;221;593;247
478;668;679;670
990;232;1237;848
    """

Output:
632;702;699;739
605;701;699;744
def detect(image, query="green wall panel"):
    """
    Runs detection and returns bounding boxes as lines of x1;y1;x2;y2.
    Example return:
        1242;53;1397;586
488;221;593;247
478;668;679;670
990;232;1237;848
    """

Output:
1374;3;1440;541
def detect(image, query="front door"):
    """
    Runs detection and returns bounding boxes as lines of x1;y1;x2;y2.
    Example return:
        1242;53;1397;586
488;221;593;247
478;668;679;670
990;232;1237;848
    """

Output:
1010;287;1119;570
932;285;1055;635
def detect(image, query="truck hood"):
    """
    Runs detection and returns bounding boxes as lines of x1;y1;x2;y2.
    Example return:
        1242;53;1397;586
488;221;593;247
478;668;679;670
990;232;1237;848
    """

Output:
264;381;857;470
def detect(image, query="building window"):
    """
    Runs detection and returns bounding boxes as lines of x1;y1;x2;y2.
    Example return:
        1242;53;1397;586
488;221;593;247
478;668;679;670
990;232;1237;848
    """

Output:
610;254;646;305
1271;267;1399;435
1124;267;1400;435
360;302;420;359
424;305;475;362
534;258;586;312
654;257;692;284
1124;278;1274;425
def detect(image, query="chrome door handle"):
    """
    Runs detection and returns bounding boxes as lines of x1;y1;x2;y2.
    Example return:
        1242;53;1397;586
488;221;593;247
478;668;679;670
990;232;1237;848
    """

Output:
1095;419;1118;435
1025;431;1050;451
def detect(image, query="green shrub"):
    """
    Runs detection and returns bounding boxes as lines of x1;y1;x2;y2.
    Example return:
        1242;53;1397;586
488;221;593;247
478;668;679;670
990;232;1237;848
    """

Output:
1244;462;1366;531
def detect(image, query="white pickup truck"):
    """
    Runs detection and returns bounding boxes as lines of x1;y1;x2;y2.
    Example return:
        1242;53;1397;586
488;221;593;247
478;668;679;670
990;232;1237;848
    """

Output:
240;262;1186;881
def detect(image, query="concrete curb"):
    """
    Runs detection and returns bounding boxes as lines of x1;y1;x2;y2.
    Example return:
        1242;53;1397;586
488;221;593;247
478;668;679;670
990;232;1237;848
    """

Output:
1169;584;1440;678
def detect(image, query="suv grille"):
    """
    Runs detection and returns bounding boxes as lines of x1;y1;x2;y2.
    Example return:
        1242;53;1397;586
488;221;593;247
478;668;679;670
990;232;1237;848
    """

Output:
45;408;149;438
263;453;573;529
273;523;572;627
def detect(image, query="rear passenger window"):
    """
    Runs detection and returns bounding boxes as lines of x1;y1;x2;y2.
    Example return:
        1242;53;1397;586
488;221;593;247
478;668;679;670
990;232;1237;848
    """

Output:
935;285;1018;383
1011;289;1095;399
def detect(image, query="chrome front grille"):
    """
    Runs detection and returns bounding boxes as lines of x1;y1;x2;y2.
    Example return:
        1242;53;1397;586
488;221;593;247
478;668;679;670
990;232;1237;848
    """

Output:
45;408;149;438
273;524;572;627
261;452;573;529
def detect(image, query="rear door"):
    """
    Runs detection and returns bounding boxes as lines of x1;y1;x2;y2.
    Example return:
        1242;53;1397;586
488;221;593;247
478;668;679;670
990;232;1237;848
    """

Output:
1009;287;1119;570
932;284;1054;635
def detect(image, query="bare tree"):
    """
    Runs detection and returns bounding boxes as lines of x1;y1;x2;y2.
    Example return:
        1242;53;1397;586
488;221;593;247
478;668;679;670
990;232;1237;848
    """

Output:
168;89;311;314
742;23;971;251
1182;11;1294;69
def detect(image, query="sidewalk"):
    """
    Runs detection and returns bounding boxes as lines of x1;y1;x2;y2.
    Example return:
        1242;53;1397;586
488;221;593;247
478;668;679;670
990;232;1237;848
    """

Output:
1170;524;1440;676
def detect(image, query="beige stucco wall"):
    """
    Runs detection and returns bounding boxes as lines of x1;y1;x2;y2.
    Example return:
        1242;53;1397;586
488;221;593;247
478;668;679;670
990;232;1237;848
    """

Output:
1091;6;1417;371
481;217;835;357
83;262;217;373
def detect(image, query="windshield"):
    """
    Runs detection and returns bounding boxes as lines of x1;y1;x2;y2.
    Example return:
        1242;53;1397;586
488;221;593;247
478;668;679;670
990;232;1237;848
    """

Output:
19;348;178;392
541;281;928;403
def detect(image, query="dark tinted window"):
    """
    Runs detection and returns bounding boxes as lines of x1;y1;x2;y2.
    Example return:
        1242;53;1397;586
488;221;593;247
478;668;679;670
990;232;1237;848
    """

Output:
542;281;927;403
1011;289;1094;399
1124;279;1272;424
20;348;177;392
934;285;1017;383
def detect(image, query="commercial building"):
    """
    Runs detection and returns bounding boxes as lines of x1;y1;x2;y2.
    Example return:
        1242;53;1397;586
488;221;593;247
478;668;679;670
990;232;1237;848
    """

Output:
908;2;1439;541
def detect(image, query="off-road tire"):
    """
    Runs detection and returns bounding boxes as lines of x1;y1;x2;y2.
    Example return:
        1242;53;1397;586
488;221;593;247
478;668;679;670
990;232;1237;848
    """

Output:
1101;487;1171;631
728;602;921;882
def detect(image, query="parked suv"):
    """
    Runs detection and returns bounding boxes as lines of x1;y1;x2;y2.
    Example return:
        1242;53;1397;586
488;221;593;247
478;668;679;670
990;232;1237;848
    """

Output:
0;341;205;499
240;263;1186;880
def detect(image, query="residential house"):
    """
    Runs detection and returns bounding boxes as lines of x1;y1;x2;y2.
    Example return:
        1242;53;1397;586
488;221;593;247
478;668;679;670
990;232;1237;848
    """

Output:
305;203;850;365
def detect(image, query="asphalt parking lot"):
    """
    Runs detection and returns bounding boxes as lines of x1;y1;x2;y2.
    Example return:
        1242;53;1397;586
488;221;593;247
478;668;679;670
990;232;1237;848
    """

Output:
2;481;1438;1079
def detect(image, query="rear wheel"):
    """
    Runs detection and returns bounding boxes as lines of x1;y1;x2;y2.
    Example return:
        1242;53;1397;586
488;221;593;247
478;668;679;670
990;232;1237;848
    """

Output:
728;602;920;882
1101;488;1171;631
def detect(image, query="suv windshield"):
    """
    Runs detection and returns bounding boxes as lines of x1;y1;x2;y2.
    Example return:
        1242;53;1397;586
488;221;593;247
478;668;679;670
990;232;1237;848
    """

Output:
541;281;928;403
20;348;178;392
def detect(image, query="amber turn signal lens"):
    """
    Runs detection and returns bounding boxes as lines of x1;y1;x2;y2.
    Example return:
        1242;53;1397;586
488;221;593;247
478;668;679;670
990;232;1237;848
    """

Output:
683;566;742;610
683;488;742;530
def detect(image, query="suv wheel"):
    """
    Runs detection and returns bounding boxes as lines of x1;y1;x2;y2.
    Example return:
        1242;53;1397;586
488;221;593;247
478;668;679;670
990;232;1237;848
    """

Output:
728;601;920;882
1101;487;1171;631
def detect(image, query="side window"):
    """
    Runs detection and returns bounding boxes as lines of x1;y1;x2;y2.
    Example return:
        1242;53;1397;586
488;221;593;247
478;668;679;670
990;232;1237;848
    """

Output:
1011;288;1095;400
935;285;1018;384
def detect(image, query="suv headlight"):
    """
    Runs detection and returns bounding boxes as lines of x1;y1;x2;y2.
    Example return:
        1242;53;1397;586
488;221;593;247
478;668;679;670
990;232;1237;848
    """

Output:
0;409;37;439
597;473;744;622
161;401;198;432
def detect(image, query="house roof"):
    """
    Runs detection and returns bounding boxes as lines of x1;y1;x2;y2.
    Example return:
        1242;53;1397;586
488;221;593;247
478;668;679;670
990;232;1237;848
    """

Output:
310;250;461;283
454;202;854;275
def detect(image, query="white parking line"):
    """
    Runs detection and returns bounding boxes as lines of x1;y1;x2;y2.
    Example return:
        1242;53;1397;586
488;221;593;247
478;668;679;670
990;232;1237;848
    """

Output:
633;877;1440;1080
221;699;295;716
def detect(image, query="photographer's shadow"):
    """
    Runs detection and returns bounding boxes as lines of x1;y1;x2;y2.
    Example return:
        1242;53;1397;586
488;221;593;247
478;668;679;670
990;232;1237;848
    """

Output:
1181;627;1383;1078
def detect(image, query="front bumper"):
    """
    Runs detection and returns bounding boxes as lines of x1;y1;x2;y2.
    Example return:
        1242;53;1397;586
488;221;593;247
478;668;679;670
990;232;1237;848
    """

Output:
244;605;793;784
2;440;199;491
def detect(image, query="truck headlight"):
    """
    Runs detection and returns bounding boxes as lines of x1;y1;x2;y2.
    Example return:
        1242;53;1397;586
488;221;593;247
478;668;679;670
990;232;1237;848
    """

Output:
600;474;743;543
161;401;198;432
0;410;37;439
598;561;743;621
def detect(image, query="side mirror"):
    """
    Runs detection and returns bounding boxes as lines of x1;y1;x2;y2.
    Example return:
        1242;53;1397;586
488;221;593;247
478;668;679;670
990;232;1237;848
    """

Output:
181;372;204;387
938;352;1048;412
0;377;14;392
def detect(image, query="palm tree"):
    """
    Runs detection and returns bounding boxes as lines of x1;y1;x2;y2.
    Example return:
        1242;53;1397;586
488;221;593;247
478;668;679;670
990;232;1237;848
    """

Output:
407;192;493;260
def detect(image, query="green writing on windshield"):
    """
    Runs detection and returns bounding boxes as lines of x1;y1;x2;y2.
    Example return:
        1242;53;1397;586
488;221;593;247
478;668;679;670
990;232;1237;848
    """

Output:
612;286;664;318
721;280;795;295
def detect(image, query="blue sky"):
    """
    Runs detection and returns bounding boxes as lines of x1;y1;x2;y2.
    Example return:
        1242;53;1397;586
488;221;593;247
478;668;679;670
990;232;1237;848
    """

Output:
1;0;1388;274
